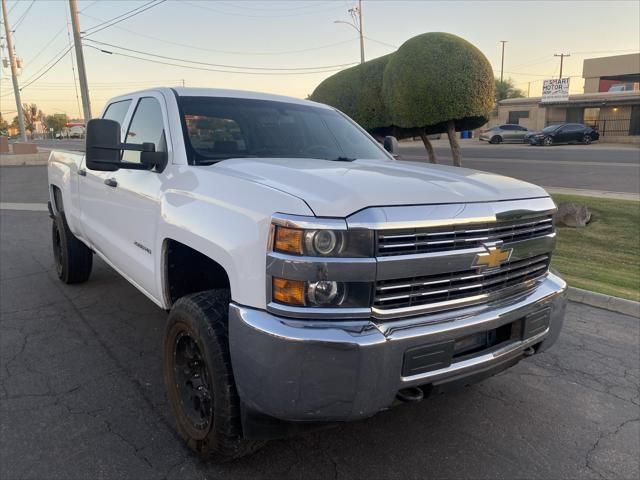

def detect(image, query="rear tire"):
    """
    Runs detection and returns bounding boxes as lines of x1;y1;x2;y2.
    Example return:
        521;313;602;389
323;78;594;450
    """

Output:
489;135;502;144
163;290;264;462
51;212;92;284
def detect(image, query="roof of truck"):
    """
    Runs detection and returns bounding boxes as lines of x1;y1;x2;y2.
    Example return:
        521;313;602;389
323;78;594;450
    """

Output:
109;86;331;109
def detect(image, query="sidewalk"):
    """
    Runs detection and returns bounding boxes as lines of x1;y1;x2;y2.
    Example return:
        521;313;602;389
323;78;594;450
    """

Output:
545;186;640;201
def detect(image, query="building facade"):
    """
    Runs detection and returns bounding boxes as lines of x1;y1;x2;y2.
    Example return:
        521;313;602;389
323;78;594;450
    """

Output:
495;53;640;142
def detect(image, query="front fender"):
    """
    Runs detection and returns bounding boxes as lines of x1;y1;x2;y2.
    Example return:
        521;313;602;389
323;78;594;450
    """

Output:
155;176;312;309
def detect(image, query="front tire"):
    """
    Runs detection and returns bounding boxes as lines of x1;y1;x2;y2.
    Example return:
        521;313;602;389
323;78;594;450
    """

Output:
163;290;264;462
51;212;92;284
543;136;553;146
582;135;592;145
489;135;502;144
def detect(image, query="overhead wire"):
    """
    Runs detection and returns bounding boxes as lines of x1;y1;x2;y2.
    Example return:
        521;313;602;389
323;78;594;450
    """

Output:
85;44;354;76
83;39;357;71
82;0;166;37
182;0;346;18
11;0;35;31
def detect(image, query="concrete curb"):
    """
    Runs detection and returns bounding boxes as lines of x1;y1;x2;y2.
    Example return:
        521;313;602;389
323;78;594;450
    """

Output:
0;152;49;166
568;287;639;317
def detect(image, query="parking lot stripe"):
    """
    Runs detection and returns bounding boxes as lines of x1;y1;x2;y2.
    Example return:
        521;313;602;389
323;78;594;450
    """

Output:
0;202;48;211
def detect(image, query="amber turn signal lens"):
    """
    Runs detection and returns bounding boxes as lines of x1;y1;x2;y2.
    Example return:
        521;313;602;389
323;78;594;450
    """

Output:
274;226;303;254
272;277;305;306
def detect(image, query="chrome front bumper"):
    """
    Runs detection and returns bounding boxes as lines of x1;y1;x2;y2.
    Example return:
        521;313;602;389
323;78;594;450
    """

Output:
229;272;567;423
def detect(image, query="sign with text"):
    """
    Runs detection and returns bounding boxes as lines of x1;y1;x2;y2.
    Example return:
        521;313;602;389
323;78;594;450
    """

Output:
541;78;570;103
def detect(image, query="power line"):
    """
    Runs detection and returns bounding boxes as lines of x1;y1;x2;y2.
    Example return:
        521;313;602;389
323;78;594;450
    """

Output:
83;0;166;37
11;0;33;30
215;1;332;12
6;0;19;15
20;46;73;90
182;0;345;18
18;25;67;75
85;44;353;76
363;36;397;50
84;39;357;71
81;12;359;56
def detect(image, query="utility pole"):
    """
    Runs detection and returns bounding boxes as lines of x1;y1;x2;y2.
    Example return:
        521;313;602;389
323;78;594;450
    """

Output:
69;0;92;122
527;82;531;97
554;53;570;79
499;40;507;83
334;0;365;64
1;0;26;141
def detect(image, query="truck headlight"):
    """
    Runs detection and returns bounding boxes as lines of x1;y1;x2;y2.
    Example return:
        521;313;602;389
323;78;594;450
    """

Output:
274;225;372;257
272;277;371;308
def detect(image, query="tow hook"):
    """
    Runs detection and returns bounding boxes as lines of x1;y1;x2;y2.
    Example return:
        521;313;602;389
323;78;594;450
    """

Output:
396;387;424;403
523;346;535;357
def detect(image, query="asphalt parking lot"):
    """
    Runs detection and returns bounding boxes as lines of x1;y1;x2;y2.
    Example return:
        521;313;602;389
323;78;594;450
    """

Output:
0;193;638;479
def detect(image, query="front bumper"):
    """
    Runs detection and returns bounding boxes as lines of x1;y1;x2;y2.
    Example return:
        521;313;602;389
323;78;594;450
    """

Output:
229;272;567;423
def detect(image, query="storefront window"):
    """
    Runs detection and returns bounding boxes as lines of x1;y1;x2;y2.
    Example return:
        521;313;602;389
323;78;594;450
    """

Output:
584;108;600;124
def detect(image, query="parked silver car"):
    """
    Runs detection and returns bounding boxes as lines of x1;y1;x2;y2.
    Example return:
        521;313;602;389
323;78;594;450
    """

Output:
479;124;529;144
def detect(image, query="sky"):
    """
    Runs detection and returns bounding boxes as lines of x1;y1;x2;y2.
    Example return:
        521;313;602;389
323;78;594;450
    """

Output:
1;0;639;120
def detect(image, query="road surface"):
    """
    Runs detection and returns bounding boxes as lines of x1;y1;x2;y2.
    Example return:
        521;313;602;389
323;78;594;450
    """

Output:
0;162;638;480
28;138;640;194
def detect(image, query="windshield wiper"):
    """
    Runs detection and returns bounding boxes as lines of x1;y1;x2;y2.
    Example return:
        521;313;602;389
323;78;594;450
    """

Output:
330;156;356;162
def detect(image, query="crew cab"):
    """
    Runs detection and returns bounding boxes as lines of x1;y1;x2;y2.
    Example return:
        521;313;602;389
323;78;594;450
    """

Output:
47;87;567;461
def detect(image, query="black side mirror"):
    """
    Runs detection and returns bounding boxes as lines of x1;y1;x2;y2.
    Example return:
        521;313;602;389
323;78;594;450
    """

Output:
86;118;120;171
383;136;399;157
85;118;166;172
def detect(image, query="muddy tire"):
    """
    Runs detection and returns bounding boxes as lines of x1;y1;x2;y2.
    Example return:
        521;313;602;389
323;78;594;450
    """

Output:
51;213;92;284
163;290;264;462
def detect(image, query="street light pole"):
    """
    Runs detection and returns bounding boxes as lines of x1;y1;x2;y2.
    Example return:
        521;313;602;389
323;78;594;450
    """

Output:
69;0;92;122
499;40;507;83
334;1;365;64
1;0;27;141
357;0;364;64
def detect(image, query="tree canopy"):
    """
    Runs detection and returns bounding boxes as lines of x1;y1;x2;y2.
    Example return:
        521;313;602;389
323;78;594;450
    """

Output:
310;32;495;139
495;78;525;103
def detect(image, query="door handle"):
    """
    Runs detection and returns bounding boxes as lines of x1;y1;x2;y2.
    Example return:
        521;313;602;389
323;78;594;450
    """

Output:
104;178;118;188
78;168;86;177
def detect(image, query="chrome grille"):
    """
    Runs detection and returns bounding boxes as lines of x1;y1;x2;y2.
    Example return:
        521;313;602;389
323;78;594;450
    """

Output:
377;215;554;257
373;254;550;311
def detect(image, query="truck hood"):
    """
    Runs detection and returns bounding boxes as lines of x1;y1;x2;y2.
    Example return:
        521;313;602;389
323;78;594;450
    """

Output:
215;157;549;217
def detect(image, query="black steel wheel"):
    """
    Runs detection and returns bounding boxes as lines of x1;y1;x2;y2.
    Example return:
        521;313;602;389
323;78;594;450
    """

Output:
173;331;214;435
163;290;264;462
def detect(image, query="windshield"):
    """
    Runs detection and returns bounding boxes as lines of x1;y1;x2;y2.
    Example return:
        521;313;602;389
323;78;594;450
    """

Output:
177;96;390;165
542;124;562;133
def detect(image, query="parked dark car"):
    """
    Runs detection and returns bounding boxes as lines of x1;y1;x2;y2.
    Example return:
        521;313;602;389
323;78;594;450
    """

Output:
529;123;599;146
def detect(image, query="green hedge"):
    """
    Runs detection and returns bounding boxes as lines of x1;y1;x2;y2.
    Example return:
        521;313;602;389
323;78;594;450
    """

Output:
310;32;494;136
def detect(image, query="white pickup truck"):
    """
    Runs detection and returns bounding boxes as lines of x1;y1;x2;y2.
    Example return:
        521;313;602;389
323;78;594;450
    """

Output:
48;87;567;461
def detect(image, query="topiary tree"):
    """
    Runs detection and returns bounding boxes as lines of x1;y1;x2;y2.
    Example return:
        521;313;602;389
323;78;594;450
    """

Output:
310;32;495;166
383;33;494;166
310;54;393;133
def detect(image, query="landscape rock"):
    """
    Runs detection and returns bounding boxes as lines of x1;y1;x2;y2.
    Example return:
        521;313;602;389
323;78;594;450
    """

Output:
554;202;592;227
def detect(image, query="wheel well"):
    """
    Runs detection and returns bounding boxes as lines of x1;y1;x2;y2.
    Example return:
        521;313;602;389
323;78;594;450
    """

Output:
51;185;63;213
164;239;230;306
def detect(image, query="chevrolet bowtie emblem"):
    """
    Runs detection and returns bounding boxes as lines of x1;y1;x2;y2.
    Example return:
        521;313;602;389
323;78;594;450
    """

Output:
473;244;513;270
